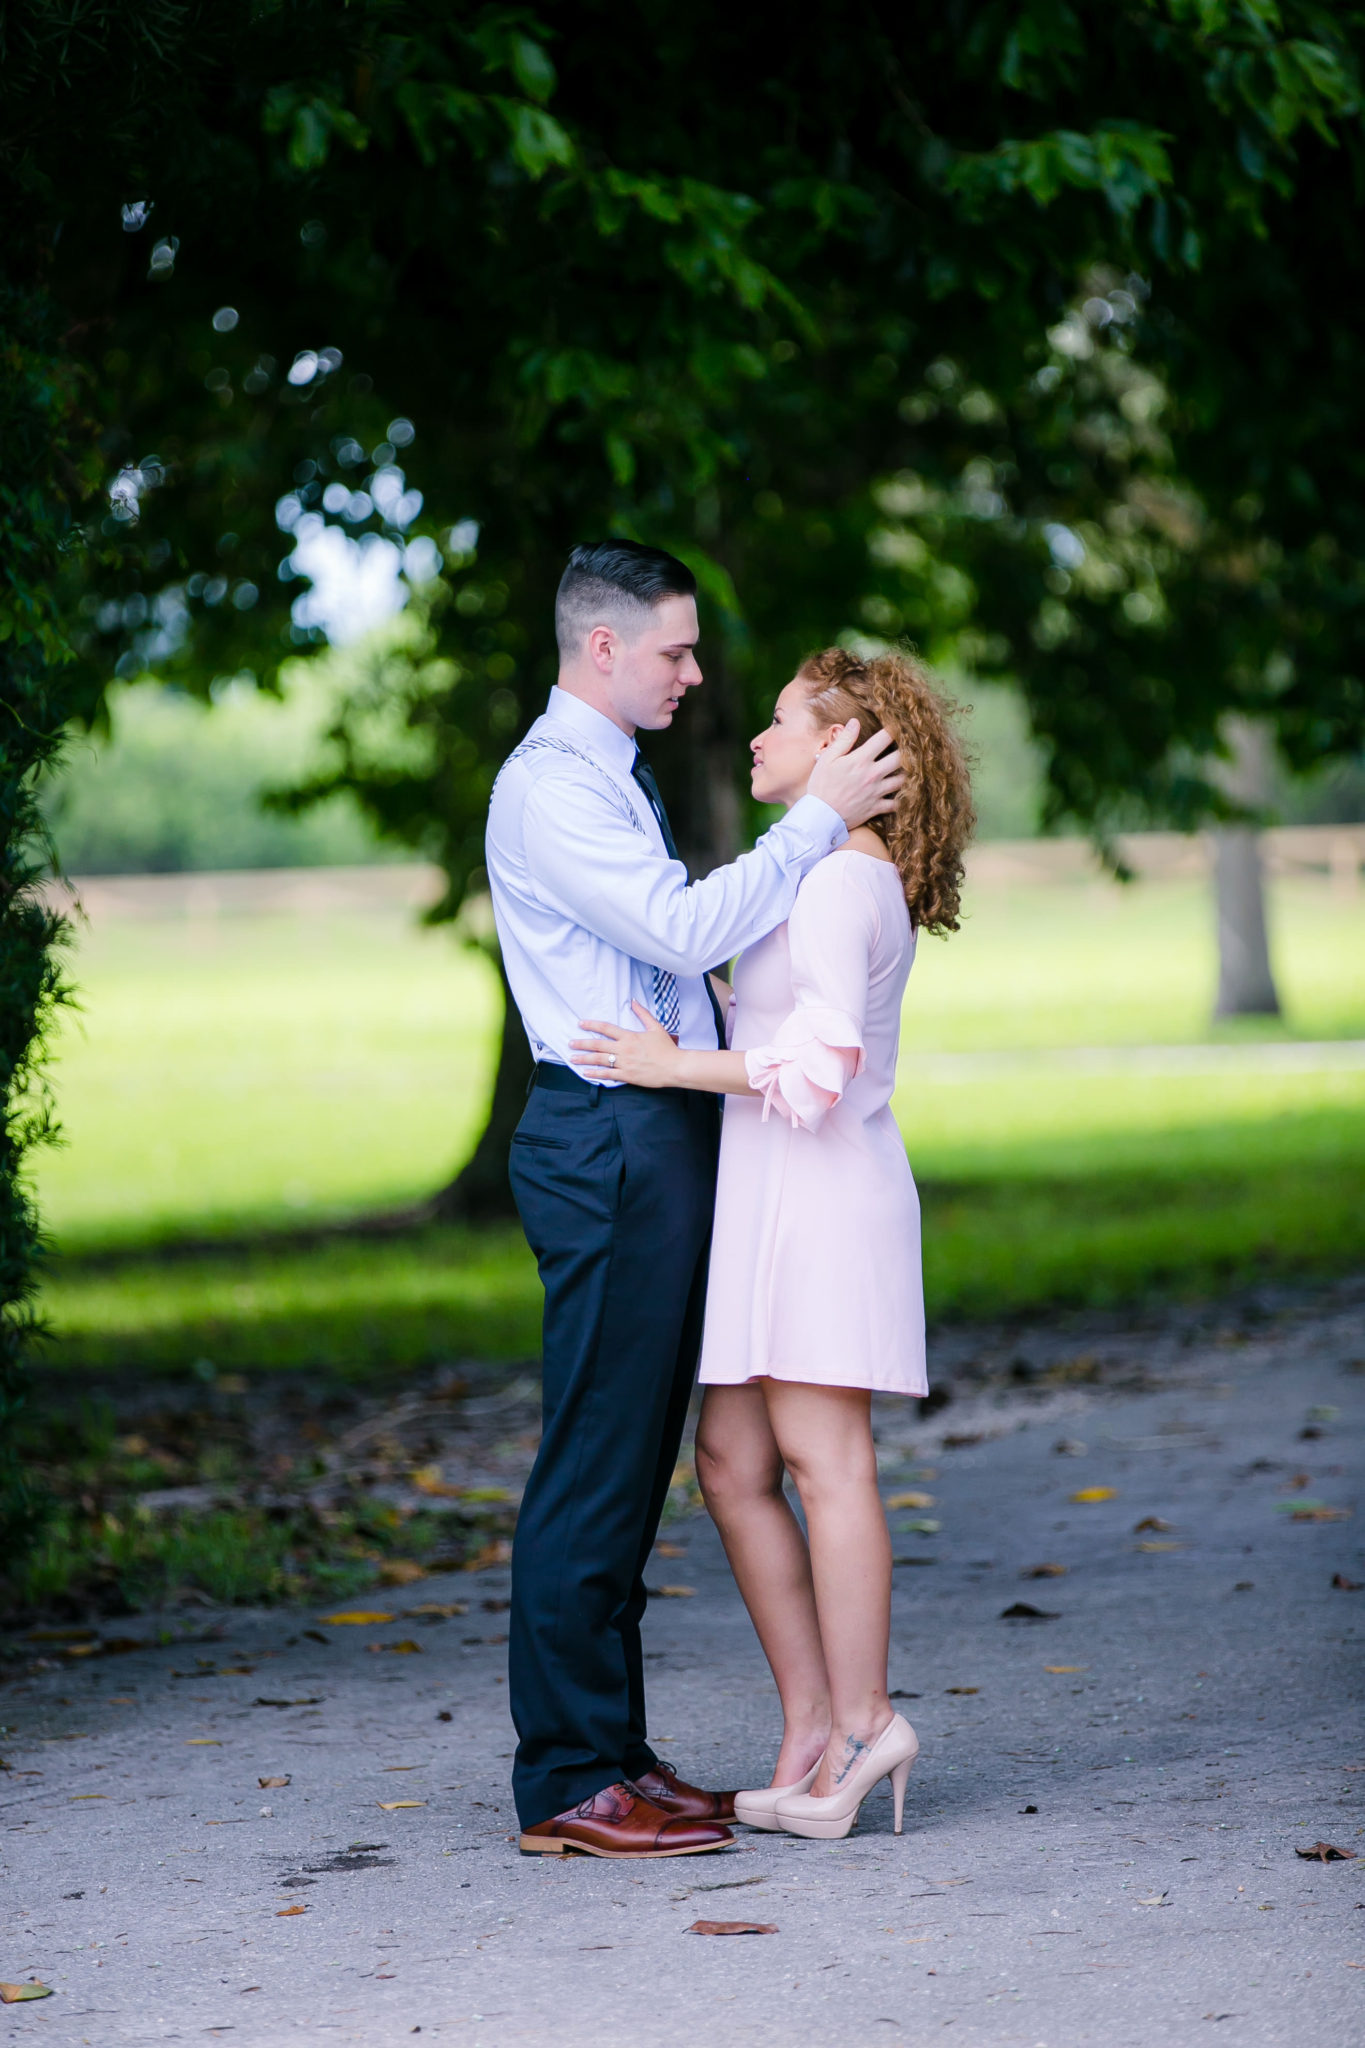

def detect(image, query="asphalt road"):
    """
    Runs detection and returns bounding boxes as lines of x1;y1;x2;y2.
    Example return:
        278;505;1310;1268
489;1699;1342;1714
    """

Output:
3;1279;1363;2046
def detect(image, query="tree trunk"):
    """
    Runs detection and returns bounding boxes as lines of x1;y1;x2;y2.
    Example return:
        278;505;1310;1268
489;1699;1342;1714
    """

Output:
430;947;533;1223
1211;826;1280;1017
653;644;744;877
1209;715;1281;1020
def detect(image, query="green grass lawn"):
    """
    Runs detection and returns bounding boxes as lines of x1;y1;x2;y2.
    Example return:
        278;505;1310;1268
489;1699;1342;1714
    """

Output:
31;867;1365;1380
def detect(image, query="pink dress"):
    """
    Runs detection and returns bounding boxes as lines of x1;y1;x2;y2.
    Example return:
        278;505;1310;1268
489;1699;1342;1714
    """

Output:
697;850;927;1396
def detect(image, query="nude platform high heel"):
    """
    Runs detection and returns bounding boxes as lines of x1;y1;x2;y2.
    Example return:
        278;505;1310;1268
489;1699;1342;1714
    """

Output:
773;1714;919;1840
732;1762;820;1831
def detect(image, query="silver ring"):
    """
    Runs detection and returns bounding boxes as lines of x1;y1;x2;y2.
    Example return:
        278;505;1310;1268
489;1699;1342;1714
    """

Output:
608;1053;617;1068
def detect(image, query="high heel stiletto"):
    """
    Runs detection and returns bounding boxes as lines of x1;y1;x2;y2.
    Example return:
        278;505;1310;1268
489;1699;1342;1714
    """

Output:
773;1714;919;1840
732;1763;820;1831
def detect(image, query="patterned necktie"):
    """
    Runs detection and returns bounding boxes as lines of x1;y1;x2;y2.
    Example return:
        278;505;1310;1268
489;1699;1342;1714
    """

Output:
631;751;726;1047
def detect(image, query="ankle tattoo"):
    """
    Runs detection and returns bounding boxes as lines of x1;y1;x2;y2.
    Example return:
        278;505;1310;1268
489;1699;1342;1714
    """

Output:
831;1733;870;1786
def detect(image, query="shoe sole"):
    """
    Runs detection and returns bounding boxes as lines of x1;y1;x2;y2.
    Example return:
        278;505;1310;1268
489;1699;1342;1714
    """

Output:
769;1812;857;1840
518;1834;730;1859
731;1807;786;1831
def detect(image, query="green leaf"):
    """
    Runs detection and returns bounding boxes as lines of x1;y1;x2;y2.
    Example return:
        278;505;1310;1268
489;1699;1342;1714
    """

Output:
510;33;557;105
501;102;574;179
605;432;636;486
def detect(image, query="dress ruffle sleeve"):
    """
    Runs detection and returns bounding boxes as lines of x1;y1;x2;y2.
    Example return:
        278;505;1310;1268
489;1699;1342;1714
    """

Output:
740;854;883;1133
744;1007;865;1132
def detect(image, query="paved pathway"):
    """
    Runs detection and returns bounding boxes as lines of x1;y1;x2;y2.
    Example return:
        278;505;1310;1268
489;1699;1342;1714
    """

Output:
3;1282;1363;2045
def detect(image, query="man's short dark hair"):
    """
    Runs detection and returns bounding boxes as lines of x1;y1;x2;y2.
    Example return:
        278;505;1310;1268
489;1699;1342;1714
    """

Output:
555;540;697;659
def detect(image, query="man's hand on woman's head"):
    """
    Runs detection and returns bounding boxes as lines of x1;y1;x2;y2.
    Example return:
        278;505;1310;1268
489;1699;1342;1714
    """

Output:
572;1003;682;1088
807;719;905;828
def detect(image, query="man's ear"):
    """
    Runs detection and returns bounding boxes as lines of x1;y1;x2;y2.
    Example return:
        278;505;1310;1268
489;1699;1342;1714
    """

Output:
587;624;616;673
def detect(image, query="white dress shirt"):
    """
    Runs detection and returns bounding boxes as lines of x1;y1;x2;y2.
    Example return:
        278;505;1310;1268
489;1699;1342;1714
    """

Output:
486;687;848;1077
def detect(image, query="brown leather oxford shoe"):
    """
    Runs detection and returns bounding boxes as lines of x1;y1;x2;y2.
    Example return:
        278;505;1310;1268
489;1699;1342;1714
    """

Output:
518;1781;733;1859
631;1758;737;1823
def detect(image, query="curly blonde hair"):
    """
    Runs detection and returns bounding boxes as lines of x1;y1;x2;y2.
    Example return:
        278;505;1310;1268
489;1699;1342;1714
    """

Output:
796;647;975;934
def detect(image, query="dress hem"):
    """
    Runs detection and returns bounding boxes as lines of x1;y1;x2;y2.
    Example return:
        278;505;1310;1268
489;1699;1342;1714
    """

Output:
698;1367;927;1399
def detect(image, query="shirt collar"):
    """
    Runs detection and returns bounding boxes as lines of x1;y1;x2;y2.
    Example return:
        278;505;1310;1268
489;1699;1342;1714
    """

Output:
545;686;639;776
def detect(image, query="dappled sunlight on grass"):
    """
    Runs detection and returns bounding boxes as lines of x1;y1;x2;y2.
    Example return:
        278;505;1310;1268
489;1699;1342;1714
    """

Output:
42;1227;539;1378
36;903;501;1251
28;864;1365;1383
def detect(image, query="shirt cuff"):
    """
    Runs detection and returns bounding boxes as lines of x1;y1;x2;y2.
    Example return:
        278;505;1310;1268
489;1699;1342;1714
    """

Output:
777;794;848;859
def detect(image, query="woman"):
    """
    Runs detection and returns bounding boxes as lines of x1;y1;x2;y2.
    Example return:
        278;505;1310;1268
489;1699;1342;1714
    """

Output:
573;646;974;1839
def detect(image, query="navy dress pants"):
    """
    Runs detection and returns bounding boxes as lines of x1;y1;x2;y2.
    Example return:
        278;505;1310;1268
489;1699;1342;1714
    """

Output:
507;1069;720;1830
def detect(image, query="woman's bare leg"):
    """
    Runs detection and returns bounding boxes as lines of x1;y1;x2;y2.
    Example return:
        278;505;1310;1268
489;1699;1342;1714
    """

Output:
695;1384;830;1784
761;1381;893;1798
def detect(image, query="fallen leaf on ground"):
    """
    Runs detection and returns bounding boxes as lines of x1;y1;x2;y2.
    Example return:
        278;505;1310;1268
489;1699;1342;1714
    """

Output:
1070;1487;1117;1504
436;1710;453;1722
1332;1573;1363;1590
366;1639;423;1655
900;1518;941;1534
1288;1506;1350;1522
941;1433;983;1448
654;1542;687;1558
463;1540;512;1573
404;1602;468;1618
275;1904;307;1917
69;1793;107;1800
482;1597;510;1612
945;1686;979;1695
410;1465;462;1497
1043;1666;1086;1674
1019;1804;1038;1814
1053;1439;1087;1457
302;1630;330;1645
1000;1603;1058;1621
258;1776;291;1790
1136;1541;1185;1552
889;1689;921;1699
185;1739;221;1746
61;1643;98;1658
1296;1842;1358;1862
1134;1516;1174;1532
1023;1562;1068;1578
650;1585;696;1598
376;1561;427;1587
892;1556;938;1567
377;1800;426;1811
0;1982;53;2003
317;1610;394;1625
1137;1893;1170;1906
253;1697;322;1709
462;1486;511;1503
886;1491;935;1510
687;1921;777;1936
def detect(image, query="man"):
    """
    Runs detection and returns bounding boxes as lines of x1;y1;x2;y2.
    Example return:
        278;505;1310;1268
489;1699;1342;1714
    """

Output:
486;540;903;1857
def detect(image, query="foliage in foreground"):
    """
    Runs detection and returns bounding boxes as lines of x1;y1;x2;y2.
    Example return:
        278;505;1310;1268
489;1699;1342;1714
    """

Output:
2;1388;517;1619
0;281;106;1563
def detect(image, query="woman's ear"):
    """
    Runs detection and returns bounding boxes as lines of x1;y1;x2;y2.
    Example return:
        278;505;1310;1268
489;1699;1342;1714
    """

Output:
814;721;847;756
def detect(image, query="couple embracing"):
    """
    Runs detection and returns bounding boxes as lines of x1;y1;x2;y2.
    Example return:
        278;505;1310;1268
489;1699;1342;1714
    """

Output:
485;541;974;1857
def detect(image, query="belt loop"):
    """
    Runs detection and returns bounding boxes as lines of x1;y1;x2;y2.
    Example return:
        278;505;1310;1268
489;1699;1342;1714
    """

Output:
587;1082;600;1107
